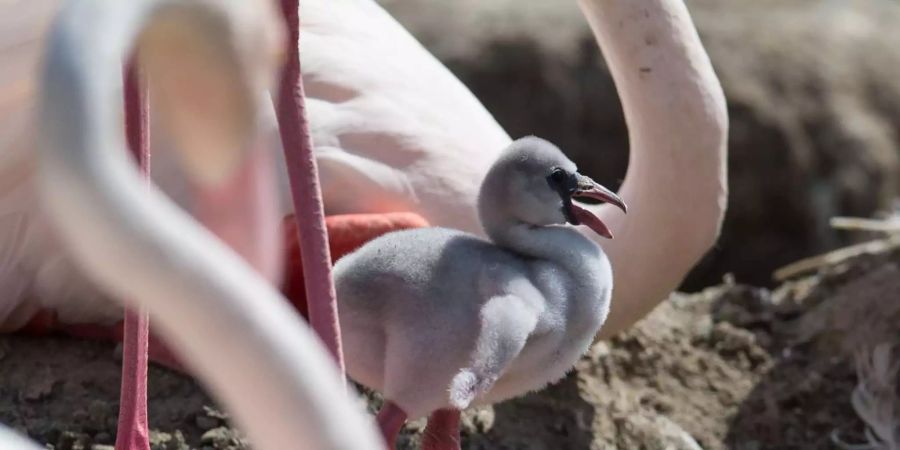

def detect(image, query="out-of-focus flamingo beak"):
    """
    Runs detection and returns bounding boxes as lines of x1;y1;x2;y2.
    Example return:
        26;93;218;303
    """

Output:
136;2;285;281
569;173;627;239
137;1;283;185
192;144;284;284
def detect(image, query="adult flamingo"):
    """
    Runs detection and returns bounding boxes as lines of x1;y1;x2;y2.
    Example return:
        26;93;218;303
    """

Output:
0;0;726;338
31;0;382;449
299;0;728;340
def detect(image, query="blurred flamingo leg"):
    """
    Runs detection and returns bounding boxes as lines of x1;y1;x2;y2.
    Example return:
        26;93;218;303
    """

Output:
116;59;151;450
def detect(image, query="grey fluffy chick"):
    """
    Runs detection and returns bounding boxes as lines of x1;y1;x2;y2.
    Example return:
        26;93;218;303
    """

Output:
334;136;627;423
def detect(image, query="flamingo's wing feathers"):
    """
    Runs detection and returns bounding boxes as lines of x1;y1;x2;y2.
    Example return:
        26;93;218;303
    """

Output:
0;0;59;329
300;0;511;233
0;0;121;327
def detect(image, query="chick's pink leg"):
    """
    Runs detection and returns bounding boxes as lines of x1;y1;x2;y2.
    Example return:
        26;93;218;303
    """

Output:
376;401;407;450
422;409;462;450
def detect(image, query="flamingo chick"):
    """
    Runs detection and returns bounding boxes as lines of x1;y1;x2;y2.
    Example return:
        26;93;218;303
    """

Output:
334;136;627;448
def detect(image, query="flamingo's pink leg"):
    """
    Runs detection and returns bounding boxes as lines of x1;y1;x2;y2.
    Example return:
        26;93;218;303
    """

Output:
115;59;151;450
274;0;345;376
376;401;408;450
422;409;462;450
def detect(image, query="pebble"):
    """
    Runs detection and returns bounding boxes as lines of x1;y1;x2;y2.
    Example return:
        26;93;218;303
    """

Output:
200;427;232;445
93;432;112;444
194;414;219;430
149;430;188;450
112;343;123;362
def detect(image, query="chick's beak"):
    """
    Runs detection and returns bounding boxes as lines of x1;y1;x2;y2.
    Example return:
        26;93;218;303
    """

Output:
569;174;627;239
573;174;627;213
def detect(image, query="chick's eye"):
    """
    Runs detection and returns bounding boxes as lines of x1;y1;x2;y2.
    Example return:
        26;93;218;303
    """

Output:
549;168;567;184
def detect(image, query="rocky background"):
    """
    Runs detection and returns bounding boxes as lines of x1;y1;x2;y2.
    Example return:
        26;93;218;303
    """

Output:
380;0;900;289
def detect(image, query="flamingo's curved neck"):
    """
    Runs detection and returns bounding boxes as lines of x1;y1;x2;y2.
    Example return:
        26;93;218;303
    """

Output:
36;2;380;449
577;0;728;337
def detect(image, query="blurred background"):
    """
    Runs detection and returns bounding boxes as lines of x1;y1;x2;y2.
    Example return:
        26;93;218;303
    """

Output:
380;0;900;290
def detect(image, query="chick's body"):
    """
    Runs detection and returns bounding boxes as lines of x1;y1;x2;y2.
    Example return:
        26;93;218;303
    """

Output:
334;225;611;418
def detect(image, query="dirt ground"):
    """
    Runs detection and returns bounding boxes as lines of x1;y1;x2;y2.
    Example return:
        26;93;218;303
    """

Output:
1;243;898;450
